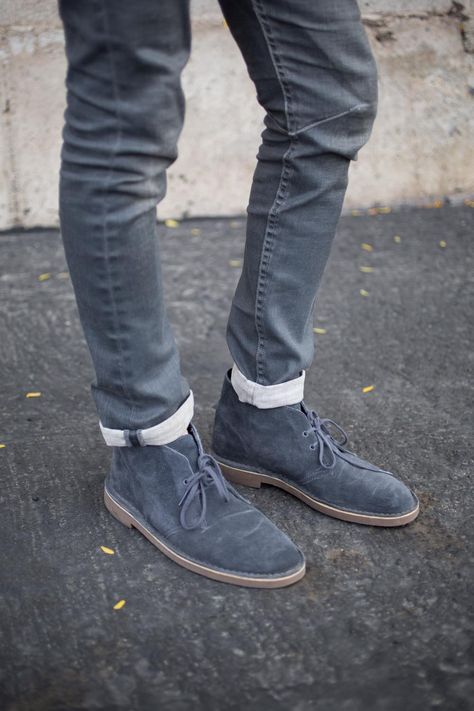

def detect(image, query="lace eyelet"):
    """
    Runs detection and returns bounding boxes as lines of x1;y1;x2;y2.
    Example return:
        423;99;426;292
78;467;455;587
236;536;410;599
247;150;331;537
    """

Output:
309;444;316;451
183;479;188;486
302;431;308;437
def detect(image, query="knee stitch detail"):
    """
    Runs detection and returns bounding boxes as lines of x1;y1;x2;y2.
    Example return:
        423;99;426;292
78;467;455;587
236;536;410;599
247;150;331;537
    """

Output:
293;101;377;161
294;101;377;137
265;100;376;160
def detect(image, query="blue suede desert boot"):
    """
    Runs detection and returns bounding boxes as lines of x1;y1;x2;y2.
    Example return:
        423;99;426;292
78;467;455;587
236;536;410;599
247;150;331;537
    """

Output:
212;371;419;527
104;423;305;587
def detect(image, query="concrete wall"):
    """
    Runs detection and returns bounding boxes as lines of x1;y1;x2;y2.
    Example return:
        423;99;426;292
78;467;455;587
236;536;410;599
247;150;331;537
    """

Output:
0;0;473;229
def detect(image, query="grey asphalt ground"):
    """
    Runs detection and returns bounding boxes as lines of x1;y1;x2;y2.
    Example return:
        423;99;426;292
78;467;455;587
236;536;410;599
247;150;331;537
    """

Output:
0;205;473;711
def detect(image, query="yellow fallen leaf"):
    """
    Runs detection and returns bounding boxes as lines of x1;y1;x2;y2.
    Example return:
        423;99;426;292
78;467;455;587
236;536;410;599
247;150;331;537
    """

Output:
113;599;126;610
362;385;375;393
100;546;115;555
433;200;443;208
351;209;362;216
360;289;369;297
368;206;391;215
26;392;42;398
359;266;375;273
313;327;327;335
229;259;242;268
439;240;447;248
0;444;6;449
190;228;201;235
361;243;373;252
223;19;229;28
394;235;402;243
165;218;179;228
38;273;51;282
464;199;474;207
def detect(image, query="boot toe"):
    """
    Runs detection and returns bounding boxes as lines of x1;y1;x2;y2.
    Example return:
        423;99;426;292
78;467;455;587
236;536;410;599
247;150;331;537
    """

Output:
236;514;305;578
171;508;305;580
305;462;419;521
369;473;418;517
339;466;419;518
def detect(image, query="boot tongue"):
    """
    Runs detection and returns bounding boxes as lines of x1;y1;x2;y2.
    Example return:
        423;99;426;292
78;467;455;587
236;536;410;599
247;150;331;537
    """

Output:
167;432;199;471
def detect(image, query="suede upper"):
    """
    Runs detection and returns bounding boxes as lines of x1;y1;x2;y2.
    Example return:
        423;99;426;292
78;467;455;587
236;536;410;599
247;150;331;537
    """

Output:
105;425;304;578
212;372;418;517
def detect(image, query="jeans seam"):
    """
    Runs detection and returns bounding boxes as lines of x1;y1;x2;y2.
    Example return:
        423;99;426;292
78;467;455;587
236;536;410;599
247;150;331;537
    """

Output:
293;102;376;137
254;139;296;383
99;0;136;418
249;0;296;383
250;0;295;134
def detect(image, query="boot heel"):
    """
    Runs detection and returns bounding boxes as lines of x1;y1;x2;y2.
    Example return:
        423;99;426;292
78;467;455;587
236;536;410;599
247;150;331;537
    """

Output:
104;489;134;528
219;463;263;489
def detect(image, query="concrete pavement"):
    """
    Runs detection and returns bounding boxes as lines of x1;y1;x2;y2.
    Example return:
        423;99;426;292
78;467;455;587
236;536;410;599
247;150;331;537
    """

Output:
0;205;473;710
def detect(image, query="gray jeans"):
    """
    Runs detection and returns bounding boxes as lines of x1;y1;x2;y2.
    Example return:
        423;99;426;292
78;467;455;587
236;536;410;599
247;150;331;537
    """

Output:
58;0;377;432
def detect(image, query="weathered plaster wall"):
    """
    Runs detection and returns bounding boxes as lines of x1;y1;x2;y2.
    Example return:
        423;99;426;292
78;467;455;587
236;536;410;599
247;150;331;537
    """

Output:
0;1;473;229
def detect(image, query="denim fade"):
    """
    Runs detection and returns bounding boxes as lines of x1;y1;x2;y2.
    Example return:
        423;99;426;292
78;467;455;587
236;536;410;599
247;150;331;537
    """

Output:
58;0;378;434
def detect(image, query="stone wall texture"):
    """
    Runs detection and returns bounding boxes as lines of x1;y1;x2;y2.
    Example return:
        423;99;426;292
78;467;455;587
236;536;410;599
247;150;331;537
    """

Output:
0;0;473;228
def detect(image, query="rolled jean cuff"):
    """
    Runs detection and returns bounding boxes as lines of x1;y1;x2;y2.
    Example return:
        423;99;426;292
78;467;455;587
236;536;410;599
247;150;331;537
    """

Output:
99;391;194;447
230;364;305;409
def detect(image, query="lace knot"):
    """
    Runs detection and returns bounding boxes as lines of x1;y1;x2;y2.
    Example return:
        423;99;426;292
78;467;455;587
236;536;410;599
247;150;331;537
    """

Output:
305;408;349;469
178;452;230;530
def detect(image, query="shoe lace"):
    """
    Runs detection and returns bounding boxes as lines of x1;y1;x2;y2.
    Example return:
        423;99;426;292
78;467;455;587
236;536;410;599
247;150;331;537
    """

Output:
178;452;231;530
303;407;349;470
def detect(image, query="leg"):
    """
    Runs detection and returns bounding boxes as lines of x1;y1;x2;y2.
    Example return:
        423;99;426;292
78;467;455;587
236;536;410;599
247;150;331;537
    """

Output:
219;0;377;389
213;0;419;526
59;0;191;432
58;0;305;586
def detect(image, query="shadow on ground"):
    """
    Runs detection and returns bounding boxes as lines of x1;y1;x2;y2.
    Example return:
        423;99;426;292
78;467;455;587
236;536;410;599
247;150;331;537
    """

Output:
0;206;473;710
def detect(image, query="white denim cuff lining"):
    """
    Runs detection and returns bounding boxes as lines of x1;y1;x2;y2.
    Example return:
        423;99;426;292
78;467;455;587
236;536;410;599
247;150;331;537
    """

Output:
231;363;304;409
100;390;194;447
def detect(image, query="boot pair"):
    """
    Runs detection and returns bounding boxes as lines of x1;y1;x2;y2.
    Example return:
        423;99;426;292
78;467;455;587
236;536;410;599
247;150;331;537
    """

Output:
104;371;418;588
